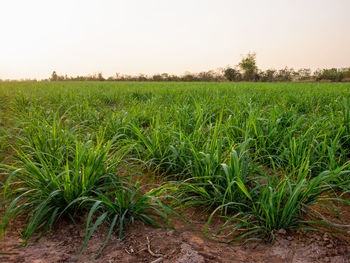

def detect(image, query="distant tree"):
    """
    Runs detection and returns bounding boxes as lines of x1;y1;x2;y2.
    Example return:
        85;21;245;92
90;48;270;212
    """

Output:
313;68;344;82
182;72;197;81
260;69;276;82
224;67;240;81
313;69;323;81
161;73;170;80
50;71;58;81
57;74;65;81
343;68;350;80
152;74;163;81
137;74;148;81
276;67;294;81
238;53;259;81
325;68;343;82
168;74;180;81
198;70;216;81
296;68;312;81
98;73;105;81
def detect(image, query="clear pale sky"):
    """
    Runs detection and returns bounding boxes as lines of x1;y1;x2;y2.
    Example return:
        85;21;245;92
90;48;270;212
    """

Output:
1;0;349;79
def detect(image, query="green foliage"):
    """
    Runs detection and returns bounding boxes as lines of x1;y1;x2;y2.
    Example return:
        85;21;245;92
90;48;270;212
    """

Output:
224;68;241;81
0;81;349;250
260;69;276;82
206;165;350;242
314;68;345;82
81;181;177;257
40;54;349;82
50;71;58;81
238;52;259;81
275;67;295;81
170;140;254;211
0;132;122;243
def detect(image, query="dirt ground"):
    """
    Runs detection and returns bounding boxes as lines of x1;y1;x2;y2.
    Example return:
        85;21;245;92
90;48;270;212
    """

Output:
1;206;349;263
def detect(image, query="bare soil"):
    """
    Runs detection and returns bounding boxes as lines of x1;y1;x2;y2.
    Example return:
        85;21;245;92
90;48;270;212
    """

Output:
1;207;349;263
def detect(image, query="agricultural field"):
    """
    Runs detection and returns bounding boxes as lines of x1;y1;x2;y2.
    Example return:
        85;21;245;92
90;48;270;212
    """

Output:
0;81;349;262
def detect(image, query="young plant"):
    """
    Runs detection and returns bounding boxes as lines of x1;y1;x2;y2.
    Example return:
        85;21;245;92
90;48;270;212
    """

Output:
81;180;178;257
206;162;350;242
0;137;123;243
171;139;254;212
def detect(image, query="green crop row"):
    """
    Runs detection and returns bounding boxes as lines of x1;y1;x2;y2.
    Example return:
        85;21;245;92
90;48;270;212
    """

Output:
0;81;349;257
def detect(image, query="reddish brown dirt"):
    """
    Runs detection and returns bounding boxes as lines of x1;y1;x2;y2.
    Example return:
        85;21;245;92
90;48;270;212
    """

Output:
1;207;349;263
1;172;349;263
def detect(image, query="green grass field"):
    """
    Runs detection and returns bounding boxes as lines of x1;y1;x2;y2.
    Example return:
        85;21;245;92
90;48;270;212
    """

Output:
0;81;349;255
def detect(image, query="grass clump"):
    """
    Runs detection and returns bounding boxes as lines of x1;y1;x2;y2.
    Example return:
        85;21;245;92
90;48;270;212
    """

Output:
81;180;177;257
0;135;120;243
205;160;350;242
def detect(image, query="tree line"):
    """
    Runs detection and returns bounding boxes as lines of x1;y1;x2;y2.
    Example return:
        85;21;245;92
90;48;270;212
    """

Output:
1;53;349;82
49;53;350;82
222;53;350;82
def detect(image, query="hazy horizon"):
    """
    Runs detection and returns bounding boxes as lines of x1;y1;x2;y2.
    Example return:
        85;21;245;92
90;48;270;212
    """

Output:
1;0;350;80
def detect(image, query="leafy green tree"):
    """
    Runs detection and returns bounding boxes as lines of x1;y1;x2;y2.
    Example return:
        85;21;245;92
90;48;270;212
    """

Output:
182;72;197;81
238;53;259;81
276;67;294;81
296;68;311;81
224;67;240;81
260;69;276;82
314;68;344;82
50;71;58;81
152;74;163;81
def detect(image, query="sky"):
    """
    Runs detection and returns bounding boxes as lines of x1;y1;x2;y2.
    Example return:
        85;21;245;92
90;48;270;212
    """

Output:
0;0;349;80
